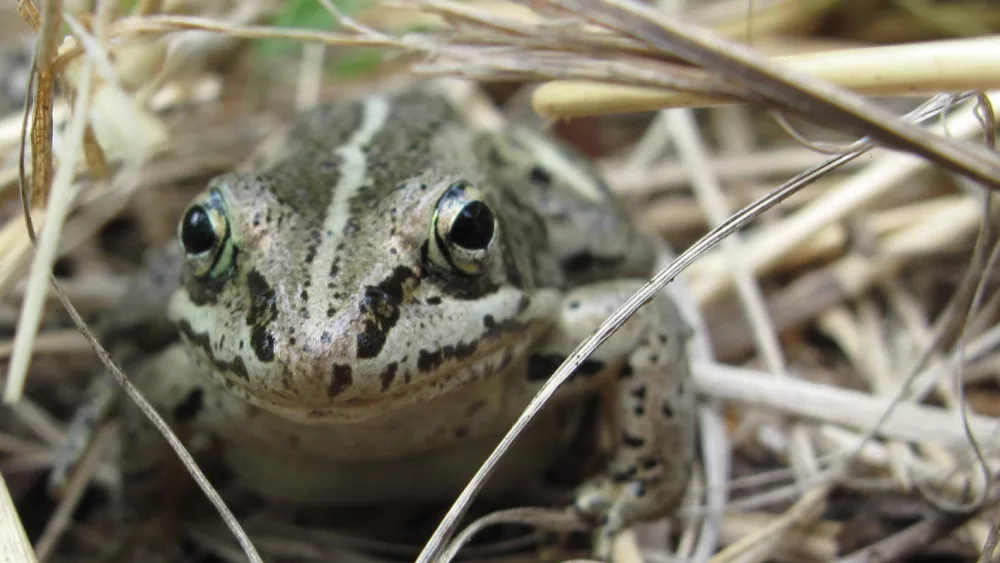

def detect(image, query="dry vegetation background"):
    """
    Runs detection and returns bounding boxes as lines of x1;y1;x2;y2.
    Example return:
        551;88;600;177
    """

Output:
3;0;1000;562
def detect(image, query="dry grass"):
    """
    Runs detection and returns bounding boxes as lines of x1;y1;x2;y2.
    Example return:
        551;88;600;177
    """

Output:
3;0;1000;562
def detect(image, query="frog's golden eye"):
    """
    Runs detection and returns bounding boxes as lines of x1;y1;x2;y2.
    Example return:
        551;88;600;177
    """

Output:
178;189;233;278
429;181;497;275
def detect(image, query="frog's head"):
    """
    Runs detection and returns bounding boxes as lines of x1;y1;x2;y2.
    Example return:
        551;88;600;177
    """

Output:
168;98;561;423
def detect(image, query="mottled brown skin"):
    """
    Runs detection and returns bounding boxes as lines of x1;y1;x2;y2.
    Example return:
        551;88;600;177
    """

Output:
62;88;695;558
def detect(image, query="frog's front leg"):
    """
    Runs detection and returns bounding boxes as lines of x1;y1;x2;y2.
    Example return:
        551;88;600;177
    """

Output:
119;344;207;523
536;280;695;558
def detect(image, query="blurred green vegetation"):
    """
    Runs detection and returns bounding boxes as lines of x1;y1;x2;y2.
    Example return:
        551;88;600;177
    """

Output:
257;0;382;78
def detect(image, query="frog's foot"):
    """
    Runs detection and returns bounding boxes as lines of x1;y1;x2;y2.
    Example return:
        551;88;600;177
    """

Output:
574;466;686;558
49;375;121;497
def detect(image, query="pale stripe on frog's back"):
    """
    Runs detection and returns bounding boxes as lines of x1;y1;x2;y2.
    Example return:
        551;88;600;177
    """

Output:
306;95;391;323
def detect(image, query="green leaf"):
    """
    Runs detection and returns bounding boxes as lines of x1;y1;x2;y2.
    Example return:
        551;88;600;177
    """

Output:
255;0;384;77
329;48;383;77
256;0;337;59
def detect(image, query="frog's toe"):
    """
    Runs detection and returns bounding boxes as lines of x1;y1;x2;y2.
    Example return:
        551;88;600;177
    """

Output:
574;475;616;517
575;472;684;559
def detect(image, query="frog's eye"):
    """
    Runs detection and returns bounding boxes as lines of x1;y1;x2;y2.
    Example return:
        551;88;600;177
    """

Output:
429;181;497;275
178;189;232;278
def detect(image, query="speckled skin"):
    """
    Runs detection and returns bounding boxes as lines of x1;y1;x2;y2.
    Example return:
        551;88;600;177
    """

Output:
104;89;694;557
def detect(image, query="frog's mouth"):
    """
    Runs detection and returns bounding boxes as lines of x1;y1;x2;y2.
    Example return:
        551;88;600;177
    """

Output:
260;319;545;425
175;280;562;425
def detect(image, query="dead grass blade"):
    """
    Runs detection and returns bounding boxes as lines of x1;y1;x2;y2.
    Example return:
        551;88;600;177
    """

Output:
533;36;1000;114
27;0;57;209
551;0;1000;191
0;471;37;563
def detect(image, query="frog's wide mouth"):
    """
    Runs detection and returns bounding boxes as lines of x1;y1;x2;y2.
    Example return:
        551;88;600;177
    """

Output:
203;317;547;425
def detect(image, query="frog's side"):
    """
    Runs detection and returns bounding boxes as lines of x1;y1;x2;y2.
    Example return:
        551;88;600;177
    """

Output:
108;89;694;556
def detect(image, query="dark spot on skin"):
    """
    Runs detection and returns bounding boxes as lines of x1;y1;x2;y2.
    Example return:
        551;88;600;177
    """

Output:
659;334;669;344
172;389;204;423
612;466;637;483
634;483;646;498
527;354;604;382
529;165;552;186
527;354;562;382
567;300;580;310
578;360;604;377
380;362;398;392
619;365;634;379
622;432;645;448
649;354;659;364
300;290;309;301
418;349;441;372
633;405;645;416
177;320;250;381
662;403;674;418
320;331;332;344
250;327;275;362
454;425;469;439
327;307;336;318
289;337;296;346
417;341;478;373
357;266;419;359
482;314;528;339
641;458;659;470
328;364;353;398
561;251;622;277
246;269;278;362
631;386;647;400
426;296;442;305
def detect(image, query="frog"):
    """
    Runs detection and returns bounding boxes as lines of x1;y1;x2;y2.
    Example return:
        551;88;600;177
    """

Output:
57;86;696;558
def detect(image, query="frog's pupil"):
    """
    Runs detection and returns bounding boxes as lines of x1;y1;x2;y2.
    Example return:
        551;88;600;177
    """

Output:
181;206;217;255
450;201;494;250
